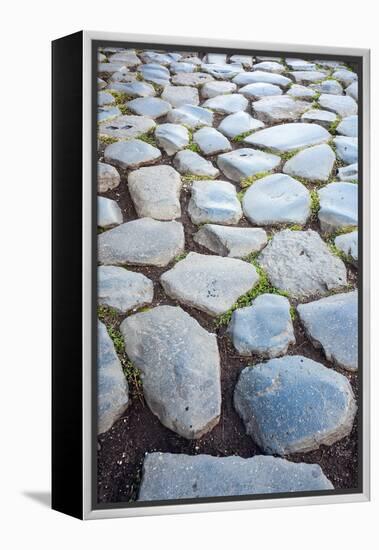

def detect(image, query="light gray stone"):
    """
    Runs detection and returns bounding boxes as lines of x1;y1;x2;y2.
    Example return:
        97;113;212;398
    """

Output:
173;149;219;177
128;165;182;220
285;58;316;71
346;81;358;101
104;139;161;170
333;136;358;164
335;230;358;265
155;123;189;155
245;123;331;152
310;79;344;95
160;252;259;316
283;144;336;182
108;80;156;98
98;62;126;76
252;96;311;124
253;61;285;73
193;127;232;155
318;182;358;232
140;52;178;66
201;63;244;79
97;196;123;228
286;84;317;100
98;115;156;140
258;229;347;298
98;162;120;192
194;224;267;258
109;69;138;83
188;180;242;225
98;91;115;106
319;94;357;117
98;321;129;435
234;355;356;454
239;82;283;100
127;97;171;119
98;77;107;90
98;265;154;313
332;69;357;87
301;109;337;128
290;70;328;84
202;93;248;114
228;294;295;357
98;218;184;267
233;71;292;88
230;55;253;67
171;72;214;87
336;115;358;137
109;51;141;67
205;53;227;64
217;111;265;139
167;105;214;128
161;85;199;107
217;148;280;182
138;452;333;500
242;173;310;225
201;81;237;99
337;163;358;182
98;105;121;123
170;61;195;73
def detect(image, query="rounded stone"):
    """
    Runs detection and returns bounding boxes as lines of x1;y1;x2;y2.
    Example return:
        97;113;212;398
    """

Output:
334;230;358;265
301;109;337;128
193;127;232;155
201;81;237;99
161;85;199;107
333;136;358;164
188;180;242;225
127;97;172;119
98;162;120;192
98;265;154;313
167;104;214;128
245;123;331;152
318;94;357;117
283;144;336;182
217;148;281;182
202;93;248;114
336;115;358;138
194;224;267;258
173;149;219;177
104;139;161;170
155;123;189;155
286;84;317;100
98;115;156;140
318;182;358;232
171;72;214;87
97;196;123;228
252;96;310;124
233;71;291;88
239;82;283;100
218;111;265;139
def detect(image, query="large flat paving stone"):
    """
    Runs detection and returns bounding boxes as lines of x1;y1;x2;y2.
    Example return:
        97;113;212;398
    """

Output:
287;84;317;100
283;144;335;182
202;93;248;114
98;265;154;313
301;109;337;129
171;72;214;87
120;306;221;439
193;127;232;155
253;60;285;73
310;79;343;95
98;115;156;140
234;355;357;455
239;82;283;100
160;252;259;316
217;148;280;183
167;104;214;128
244;123;331;152
318;94;358;117
218;111;265;139
228;294;295;357
333;136;358;164
173;149;219;177
98;105;121;123
318;182;358;232
188;180;242;225
336;115;358;137
155;123;189;155
98;218;184;267
194;224;267;258
138;452;333;500
107;80;155;98
104;139;161;170
258;229;347;298
98;320;129;434
127;97;171;119
97;196;123;228
242;173;310;225
201;81;237;99
298;291;358;371
289;70;327;84
332;69;357;87
128;165;182;220
335;230;358;265
161;84;199;107
139;63;170;86
252;96;310;124
233;70;291;88
98;162;120;192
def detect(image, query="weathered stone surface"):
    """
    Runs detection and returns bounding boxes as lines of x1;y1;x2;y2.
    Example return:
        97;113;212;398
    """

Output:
335;230;358;265
234;355;356;454
240;82;282;100
258;229;347;298
337;163;358;182
253;61;285;73
346;81;358;101
108;80;155;98
290;70;327;84
333;136;358;164
298;291;358;371
202;93;248;114
98;162;120;192
301;109;337;128
167;104;213;128
98;91;115;106
193;127;232;155
201;81;237;99
230;55;253;67
98;321;129;435
161;252;259;316
109;51;141;67
140;52;177;66
286;59;316;71
332;69;357;87
170;61;195;74
138;452;333;500
171;72;214;87
98;265;154;313
188;180;242;225
202;63;243;79
310;79;344;95
128;165;182;220
218;111;264;139
98;115;156;140
318;182;358;232
204;53;227;64
139;63;170;85
173;149;219;177
228;294;295;357
286;84;317;99
194;224;267;258
242;173;310;225
252;96;310;124
155;123;189;155
336;115;358;137
120;306;221;439
98;105;121;123
104;139;161;170
245;123;330;152
233;71;291;88
109;69;138;83
161;85;199;107
319;94;357;117
283;144;335;182
98;218;184;267
217;148;280;182
98;62;126;76
98;196;123;228
127;97;171;119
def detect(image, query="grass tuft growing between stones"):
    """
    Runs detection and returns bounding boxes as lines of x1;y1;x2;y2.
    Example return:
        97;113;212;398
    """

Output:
240;171;271;189
328;116;342;136
173;251;188;263
310;190;320;219
232;131;254;143
138;133;158;147
181;174;216;183
108;90;133;105
288;224;303;231
290;305;297;321
100;135;118;145
280;149;302;162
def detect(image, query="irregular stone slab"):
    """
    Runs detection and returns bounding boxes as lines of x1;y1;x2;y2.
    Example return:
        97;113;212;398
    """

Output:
98;196;123;228
188;180;242;225
128;165;182;220
287;84;317;100
140;52;178;65
98;218;184;267
252;96;310;124
228;293;295;357
171;72;214;87
109;51;141;67
201;81;237;99
333;136;358;164
290;70;327;84
138;452;333;500
108;80;156;98
318;182;358;232
240;82;283;100
194;224;267;258
336;115;358;137
230;54;253;67
233;70;291;88
120;306;221;439
258;229;347;298
243;173;310;225
253;61;285;73
286;58;316;71
98;115;156;140
104;139;161;170
218;111;264;139
193;127;232;155
310;79;344;95
202;93;248;114
245;123;330;153
98;320;129;435
298;291;358;371
201;63;243;79
161;252;259;316
98;105;121;123
98;62;126;76
180;56;202;66
98;265;154;313
161;85;199;107
139;63;170;85
127;97;171;119
98;162;120;192
167;105;213;128
98;91;115;106
332;69;357;87
217;148;280;182
234;355;356;455
319;94;357;117
301;109;337;128
110;69;138;83
337;163;358;182
170;61;195;74
173;149;219;177
346;81;358;101
314;60;345;70
335;230;358;265
283;144;335;182
155;123;189;155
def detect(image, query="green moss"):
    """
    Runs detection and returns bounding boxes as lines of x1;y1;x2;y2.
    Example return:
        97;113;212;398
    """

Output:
310;190;320;218
328;116;341;136
186;142;201;153
288;224;303;231
123;360;143;401
108;90;133;105
136;72;144;81
138;133;157;147
173;252;188;263
232;131;254;143
237;190;245;203
118;104;131;116
240;171;271;189
181;174;215;182
280;149;302;162
150;82;164;94
290;306;297;321
100;135;118;145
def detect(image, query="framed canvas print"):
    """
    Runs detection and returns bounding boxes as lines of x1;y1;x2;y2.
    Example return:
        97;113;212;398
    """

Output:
52;31;370;520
